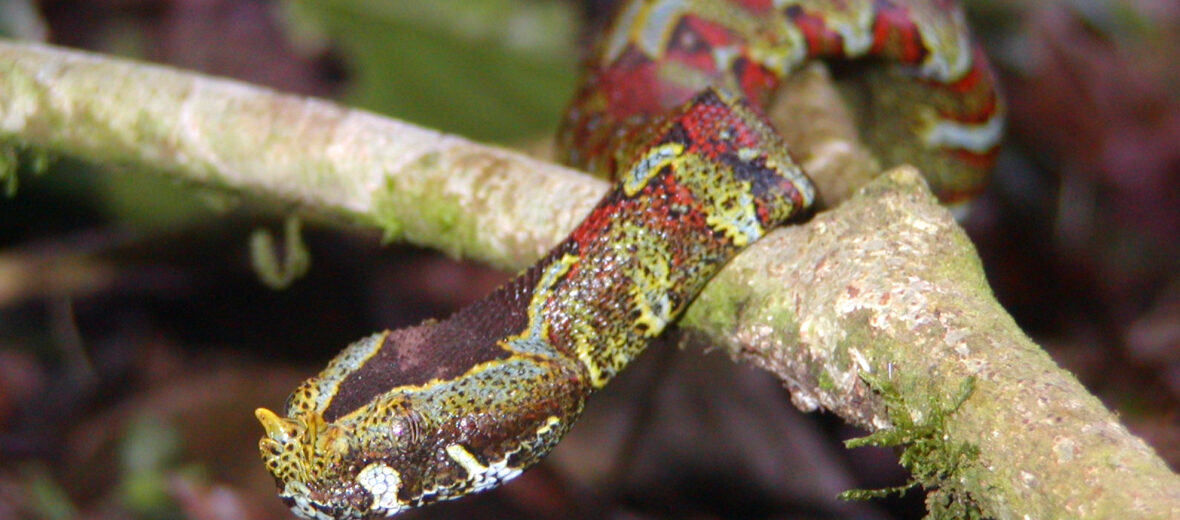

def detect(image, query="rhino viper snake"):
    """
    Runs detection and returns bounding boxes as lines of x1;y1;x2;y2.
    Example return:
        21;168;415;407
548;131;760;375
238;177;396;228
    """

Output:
255;1;1003;518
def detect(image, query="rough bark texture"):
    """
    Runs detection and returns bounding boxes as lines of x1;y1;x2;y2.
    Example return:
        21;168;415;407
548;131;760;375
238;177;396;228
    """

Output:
682;168;1180;517
0;41;602;271
1;41;1178;519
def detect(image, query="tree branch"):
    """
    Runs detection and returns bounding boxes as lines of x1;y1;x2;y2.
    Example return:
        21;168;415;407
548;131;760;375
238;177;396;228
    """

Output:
0;41;602;270
682;168;1180;517
1;41;1177;519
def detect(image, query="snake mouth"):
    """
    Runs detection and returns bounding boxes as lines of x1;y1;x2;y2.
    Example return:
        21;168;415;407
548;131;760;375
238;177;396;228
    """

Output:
278;481;329;520
278;474;385;520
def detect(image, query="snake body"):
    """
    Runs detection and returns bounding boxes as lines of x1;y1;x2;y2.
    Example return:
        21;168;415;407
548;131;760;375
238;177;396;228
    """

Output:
256;1;1002;518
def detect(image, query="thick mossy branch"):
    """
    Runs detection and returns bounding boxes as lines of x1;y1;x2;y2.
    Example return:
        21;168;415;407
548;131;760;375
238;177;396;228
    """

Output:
1;41;1178;519
681;169;1180;518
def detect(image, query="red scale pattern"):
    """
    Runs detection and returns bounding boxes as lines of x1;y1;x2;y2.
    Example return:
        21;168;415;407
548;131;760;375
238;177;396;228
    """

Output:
790;10;851;58
562;0;1004;200
871;5;928;64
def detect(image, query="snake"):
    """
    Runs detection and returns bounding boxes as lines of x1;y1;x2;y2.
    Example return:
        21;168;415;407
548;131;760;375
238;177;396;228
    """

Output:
254;1;1003;518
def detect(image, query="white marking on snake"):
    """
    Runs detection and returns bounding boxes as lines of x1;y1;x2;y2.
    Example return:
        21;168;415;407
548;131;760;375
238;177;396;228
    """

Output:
605;0;641;63
642;0;687;56
710;44;739;72
445;444;523;494
356;463;407;515
916;11;974;82
623;142;684;196
923;108;1004;153
835;9;875;56
310;331;387;410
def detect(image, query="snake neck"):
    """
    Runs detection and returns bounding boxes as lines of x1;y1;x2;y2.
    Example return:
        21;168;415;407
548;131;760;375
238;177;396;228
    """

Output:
550;88;815;386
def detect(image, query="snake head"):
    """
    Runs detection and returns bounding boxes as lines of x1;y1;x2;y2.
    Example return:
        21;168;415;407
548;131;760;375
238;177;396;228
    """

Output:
256;406;376;520
255;331;583;519
257;367;398;520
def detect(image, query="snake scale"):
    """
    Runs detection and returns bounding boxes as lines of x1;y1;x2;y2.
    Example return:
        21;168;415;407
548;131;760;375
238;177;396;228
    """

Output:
255;0;1003;518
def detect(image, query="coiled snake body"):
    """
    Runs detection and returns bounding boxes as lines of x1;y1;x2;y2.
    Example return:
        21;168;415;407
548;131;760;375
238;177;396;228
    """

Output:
256;1;1002;518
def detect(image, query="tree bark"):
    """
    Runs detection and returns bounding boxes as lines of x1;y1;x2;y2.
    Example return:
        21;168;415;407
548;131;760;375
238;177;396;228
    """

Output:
1;41;1177;519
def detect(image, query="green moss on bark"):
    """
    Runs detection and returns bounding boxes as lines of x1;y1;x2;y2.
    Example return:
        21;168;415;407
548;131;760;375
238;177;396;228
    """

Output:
841;373;983;520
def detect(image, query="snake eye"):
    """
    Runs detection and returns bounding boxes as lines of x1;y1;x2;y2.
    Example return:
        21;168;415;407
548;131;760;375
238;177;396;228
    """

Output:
388;407;425;446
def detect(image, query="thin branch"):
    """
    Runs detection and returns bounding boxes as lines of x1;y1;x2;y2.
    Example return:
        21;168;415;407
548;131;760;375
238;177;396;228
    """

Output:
0;41;602;270
1;41;1177;519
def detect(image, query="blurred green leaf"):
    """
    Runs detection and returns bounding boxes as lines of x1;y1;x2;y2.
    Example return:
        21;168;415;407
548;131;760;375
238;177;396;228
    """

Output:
281;0;578;143
118;413;184;517
97;170;219;230
1064;0;1161;40
23;463;78;520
